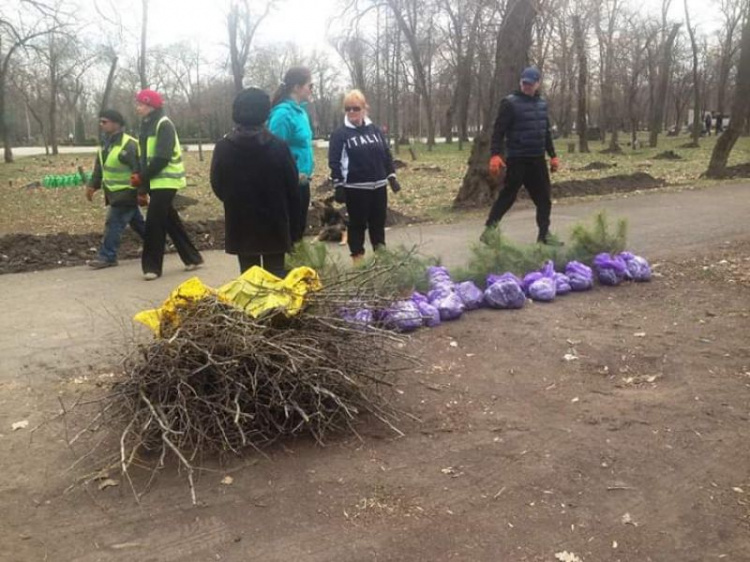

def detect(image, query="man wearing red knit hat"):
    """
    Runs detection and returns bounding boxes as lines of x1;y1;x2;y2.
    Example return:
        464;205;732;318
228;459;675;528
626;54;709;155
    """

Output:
134;88;203;280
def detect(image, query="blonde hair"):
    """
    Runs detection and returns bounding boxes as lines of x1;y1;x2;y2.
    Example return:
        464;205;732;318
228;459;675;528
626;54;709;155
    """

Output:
343;89;368;110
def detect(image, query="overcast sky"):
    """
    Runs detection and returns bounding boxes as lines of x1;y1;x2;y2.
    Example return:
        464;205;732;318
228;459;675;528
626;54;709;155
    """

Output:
146;0;724;53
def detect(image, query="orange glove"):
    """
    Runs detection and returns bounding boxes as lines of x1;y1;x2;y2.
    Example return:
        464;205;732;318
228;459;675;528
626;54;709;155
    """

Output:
488;155;505;177
137;193;149;207
85;186;96;202
130;173;142;187
550;156;560;173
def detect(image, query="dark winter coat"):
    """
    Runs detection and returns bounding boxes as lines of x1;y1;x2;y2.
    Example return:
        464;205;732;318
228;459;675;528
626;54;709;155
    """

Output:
491;91;556;159
328;118;395;190
210;126;301;255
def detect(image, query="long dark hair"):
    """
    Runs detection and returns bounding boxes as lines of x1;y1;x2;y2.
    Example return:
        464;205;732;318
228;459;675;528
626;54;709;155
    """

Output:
271;66;312;107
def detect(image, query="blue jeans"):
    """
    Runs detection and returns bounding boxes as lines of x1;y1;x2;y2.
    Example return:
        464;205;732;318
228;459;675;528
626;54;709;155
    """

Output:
99;206;146;263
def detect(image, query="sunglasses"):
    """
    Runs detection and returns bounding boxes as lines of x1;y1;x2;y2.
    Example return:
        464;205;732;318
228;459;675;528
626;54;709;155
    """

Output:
344;106;362;113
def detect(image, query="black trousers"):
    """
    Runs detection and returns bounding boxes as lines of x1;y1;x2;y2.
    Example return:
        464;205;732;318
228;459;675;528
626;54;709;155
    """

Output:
142;189;203;275
238;253;286;278
485;156;552;238
298;181;311;241
345;186;387;257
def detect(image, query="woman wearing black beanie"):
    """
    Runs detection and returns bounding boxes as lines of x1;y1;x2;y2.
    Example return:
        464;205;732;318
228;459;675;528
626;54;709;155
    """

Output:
210;87;301;276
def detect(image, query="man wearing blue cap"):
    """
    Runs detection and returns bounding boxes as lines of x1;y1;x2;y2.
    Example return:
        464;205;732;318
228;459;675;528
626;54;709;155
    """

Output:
482;66;561;245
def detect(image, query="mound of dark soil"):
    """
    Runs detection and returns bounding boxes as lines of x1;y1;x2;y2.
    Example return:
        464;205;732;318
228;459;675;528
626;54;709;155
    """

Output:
0;208;421;275
654;150;683;160
542;172;666;199
579;161;617;171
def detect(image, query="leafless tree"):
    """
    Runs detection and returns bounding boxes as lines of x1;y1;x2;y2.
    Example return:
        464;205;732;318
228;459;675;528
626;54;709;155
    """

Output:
138;0;148;88
572;13;590;152
0;0;60;162
648;21;680;147
683;0;702;145
714;0;747;117
227;0;276;94
383;0;439;149
595;0;622;150
707;9;750;176
453;0;535;207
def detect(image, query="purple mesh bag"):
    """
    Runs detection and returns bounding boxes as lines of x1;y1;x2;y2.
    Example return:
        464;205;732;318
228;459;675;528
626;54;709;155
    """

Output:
522;271;545;295
528;277;556;302
383;300;423;332
427;266;453;289
416;300;441;327
593;253;628;286
618;252;652;282
487;272;523;287
565;261;594;291
484;278;526;309
456;281;484;310
540;260;556;278
432;291;465;321
554;272;572;295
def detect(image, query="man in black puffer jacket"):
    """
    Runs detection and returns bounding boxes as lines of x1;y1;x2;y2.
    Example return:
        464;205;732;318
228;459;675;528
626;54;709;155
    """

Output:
482;66;561;245
210;87;301;277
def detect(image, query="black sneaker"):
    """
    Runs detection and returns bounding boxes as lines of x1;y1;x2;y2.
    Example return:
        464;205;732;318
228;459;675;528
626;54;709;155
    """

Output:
88;259;117;269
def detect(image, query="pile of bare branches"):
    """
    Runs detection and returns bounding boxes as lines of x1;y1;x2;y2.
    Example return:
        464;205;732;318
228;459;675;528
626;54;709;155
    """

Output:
79;265;417;503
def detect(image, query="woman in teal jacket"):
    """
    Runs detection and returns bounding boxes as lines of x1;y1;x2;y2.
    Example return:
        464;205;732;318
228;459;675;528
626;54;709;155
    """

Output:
268;66;314;241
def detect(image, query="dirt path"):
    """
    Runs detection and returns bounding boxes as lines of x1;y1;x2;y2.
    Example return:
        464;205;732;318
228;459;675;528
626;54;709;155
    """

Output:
1;185;749;561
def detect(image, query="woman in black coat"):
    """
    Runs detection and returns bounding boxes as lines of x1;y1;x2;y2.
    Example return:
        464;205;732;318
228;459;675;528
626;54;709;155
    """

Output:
210;88;301;277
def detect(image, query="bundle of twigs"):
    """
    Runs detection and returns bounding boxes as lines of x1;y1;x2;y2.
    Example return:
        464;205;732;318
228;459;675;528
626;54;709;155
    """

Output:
85;263;416;503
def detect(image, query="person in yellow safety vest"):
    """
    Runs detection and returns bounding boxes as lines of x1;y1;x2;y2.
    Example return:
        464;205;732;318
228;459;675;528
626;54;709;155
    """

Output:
134;89;203;281
85;109;146;269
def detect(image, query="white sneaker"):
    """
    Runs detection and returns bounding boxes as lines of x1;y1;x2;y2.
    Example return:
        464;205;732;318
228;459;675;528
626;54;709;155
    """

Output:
143;272;159;281
184;262;203;272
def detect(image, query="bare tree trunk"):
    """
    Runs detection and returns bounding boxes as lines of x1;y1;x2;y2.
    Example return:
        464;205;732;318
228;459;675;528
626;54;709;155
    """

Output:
139;0;149;89
453;0;536;208
444;89;457;144
0;84;13;162
648;23;680;147
391;17;401;155
385;0;436;149
100;55;118;112
48;39;59;155
707;13;750;177
685;0;701;146
573;15;589;153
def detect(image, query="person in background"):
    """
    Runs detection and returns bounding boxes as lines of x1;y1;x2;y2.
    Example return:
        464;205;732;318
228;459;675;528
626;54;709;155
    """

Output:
134;89;203;280
481;66;561;246
327;89;401;264
704;112;712;136
85;109;146;269
267;67;314;241
210;87;300;277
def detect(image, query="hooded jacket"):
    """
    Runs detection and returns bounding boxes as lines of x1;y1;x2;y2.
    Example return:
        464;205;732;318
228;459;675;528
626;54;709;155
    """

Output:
328;117;395;190
267;99;314;178
210;126;301;255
